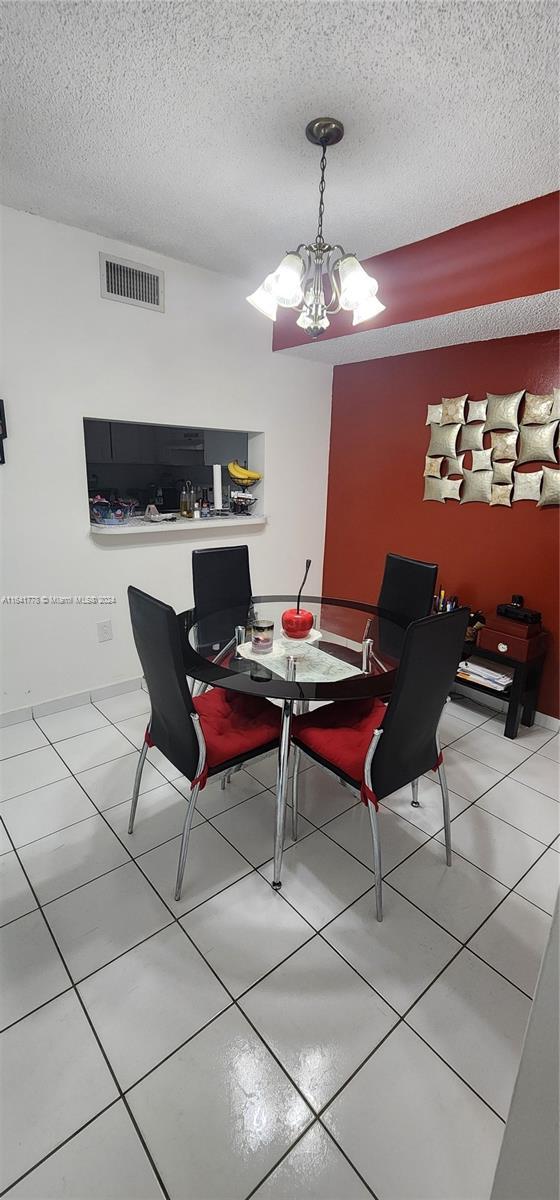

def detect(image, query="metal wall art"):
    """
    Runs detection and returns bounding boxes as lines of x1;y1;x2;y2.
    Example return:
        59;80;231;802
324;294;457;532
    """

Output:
492;461;514;485
512;469;543;503
522;394;553;424
423;387;559;505
484;392;524;432
440;395;468;424
538;466;560;507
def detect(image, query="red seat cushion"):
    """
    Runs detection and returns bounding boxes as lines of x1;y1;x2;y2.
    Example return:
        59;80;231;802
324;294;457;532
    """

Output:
292;698;386;786
194;688;281;771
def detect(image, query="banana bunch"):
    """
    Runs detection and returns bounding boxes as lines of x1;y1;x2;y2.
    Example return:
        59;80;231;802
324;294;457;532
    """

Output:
227;460;262;485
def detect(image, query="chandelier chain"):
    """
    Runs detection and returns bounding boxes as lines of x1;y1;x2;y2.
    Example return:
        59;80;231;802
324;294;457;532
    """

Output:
316;145;327;246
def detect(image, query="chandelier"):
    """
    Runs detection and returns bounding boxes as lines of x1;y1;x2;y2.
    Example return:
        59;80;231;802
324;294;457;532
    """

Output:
247;117;385;339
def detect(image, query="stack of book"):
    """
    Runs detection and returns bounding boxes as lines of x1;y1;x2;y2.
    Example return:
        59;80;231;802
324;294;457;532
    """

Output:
456;657;513;692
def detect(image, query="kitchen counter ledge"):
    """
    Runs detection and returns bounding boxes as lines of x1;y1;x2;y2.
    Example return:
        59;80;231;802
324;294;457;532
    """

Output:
90;514;267;536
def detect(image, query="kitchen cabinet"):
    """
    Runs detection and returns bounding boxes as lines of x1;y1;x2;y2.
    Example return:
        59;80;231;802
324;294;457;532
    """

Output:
83;419;112;463
110;421;157;464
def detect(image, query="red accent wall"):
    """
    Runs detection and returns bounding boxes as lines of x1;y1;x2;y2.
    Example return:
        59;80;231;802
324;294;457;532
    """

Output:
273;193;560;350
323;330;560;717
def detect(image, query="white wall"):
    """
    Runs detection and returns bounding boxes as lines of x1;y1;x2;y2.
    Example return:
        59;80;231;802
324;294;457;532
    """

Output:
0;207;333;713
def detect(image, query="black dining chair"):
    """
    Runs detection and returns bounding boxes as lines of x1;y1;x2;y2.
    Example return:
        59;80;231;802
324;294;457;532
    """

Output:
127;586;282;901
290;608;469;921
375;552;438;660
192;545;252;619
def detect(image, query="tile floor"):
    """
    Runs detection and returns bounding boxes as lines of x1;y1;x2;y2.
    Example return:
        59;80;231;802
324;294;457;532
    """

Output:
0;690;558;1199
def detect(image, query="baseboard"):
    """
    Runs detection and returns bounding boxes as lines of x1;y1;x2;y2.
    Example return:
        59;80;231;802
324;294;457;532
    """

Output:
33;691;93;718
0;705;33;728
90;678;143;702
0;677;144;726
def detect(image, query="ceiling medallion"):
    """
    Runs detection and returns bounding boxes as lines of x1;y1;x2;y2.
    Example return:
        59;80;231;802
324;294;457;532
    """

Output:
247;117;385;339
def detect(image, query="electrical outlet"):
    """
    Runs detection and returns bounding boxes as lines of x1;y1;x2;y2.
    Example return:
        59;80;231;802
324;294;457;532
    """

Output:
97;621;113;643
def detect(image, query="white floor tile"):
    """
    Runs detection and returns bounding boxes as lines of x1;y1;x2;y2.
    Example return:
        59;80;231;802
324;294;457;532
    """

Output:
44;861;171;980
0;990;117;1192
211;789;314;867
0;851;38;927
35;704;109;742
323;884;460;1014
76;752;165;811
138;823;252;916
253;1122;370;1199
260;831;374;930
483;715;557;751
145;748;183;782
436;804;545;888
538;732;560;762
407;948;531;1118
55;726;134;774
116;714;148;749
323;1023;503;1200
128;1007;312;1200
190;770;267;819
7;1102;163;1199
287;765;359;827
79;924;230;1089
0;909;69;1029
437;711;476;747
0;720;47;761
0;776;96;848
182;871;313;997
431;746;503;801
325;803;430;875
476;776;560;845
388;839;508;942
241;937;396;1111
0;745;69;802
451;727;532;773
380;776;470;836
245;750;293;789
95;689;150;723
470;891;552;997
19;814;129;904
514;849;560;915
446;695;497;726
510;753;559;800
103;783;204;857
0;819;12;854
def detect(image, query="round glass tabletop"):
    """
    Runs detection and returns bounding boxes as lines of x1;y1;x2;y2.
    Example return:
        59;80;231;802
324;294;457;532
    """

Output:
183;594;407;701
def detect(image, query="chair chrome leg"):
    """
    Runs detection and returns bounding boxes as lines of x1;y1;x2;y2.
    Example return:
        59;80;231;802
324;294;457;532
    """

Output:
438;760;452;867
175;782;200;901
291;747;301;841
220;771;232;791
272;658;296;889
411;777;420;807
367;801;383;922
128;741;148;834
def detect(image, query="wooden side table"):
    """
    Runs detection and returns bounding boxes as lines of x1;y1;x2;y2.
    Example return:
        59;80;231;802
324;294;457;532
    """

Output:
455;631;549;739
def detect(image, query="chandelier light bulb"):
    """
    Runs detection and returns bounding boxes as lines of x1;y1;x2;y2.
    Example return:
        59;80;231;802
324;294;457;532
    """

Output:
351;294;386;325
338;255;381;311
246;284;278;321
245;117;385;338
266;253;305;307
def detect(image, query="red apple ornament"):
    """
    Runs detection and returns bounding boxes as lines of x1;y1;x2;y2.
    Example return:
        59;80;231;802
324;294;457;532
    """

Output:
282;559;313;639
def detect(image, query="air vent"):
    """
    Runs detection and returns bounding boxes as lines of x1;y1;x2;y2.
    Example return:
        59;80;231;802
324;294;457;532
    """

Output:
99;253;165;312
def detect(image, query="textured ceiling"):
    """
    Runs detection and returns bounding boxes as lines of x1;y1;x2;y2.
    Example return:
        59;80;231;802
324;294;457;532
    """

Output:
274;291;560;364
1;1;558;282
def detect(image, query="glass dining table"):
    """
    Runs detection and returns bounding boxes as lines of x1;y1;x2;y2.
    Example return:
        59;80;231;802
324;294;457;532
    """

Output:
182;595;408;887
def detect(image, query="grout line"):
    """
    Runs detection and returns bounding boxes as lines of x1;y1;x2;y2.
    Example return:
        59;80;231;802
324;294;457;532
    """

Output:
1;704;557;1195
0;816;172;1200
0;1100;123;1198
